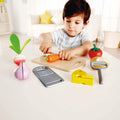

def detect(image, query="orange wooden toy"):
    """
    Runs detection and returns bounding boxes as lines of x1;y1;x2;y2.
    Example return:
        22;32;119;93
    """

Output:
46;54;60;62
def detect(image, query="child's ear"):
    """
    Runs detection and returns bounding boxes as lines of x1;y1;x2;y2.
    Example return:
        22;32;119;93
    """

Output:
84;20;90;25
82;20;89;29
63;19;65;24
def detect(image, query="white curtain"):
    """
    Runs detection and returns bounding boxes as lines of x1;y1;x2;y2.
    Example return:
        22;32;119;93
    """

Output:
88;0;120;32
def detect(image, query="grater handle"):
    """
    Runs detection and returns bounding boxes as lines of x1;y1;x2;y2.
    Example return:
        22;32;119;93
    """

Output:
98;69;103;84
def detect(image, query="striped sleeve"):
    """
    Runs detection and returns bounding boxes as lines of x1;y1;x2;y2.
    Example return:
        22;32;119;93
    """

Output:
80;31;91;44
50;29;63;43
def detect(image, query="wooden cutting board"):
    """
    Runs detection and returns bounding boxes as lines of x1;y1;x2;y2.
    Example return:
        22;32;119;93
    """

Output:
32;56;86;72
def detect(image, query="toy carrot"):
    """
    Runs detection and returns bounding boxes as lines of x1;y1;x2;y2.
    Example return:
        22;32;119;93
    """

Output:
46;54;60;62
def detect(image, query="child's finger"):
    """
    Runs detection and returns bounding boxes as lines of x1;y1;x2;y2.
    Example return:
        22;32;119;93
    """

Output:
67;55;71;60
64;53;68;60
60;52;64;60
61;53;65;60
43;48;48;53
58;51;62;58
59;50;66;60
47;47;52;53
39;46;44;52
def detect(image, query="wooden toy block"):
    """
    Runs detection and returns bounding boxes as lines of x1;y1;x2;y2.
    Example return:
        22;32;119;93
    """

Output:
0;0;5;3
72;69;94;86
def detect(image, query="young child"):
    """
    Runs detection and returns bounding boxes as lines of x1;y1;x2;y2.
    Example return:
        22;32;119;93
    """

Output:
39;0;93;60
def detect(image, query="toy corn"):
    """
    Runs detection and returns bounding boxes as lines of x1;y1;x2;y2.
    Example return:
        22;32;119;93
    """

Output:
72;69;94;86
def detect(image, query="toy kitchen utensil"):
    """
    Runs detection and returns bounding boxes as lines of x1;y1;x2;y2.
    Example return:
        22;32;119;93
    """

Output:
32;56;86;72
91;61;108;84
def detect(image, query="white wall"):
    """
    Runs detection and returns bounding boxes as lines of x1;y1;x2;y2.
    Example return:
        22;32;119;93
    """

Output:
29;0;67;15
6;0;67;34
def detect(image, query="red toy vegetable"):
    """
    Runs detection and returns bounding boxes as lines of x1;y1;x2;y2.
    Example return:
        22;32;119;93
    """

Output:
46;54;60;62
89;44;102;59
14;59;26;66
14;55;26;66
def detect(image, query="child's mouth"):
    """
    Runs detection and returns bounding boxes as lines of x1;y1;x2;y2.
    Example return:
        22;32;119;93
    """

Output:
68;30;74;33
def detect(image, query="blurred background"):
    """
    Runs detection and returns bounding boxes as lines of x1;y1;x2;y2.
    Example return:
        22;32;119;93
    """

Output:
0;0;120;45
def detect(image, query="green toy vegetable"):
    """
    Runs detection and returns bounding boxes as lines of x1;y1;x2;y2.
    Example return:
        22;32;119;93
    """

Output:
9;33;31;66
9;33;31;54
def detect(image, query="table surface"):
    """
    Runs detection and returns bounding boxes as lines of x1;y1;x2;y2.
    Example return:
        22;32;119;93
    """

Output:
0;36;120;120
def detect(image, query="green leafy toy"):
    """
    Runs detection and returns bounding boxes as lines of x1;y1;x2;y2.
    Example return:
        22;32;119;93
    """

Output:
9;33;31;54
9;33;31;65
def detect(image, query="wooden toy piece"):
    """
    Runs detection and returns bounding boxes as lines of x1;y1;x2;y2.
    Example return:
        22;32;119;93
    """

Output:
9;33;31;65
14;54;26;66
91;61;108;84
46;54;60;62
32;56;86;72
90;57;109;84
72;69;94;86
90;57;110;67
9;33;31;55
0;0;5;3
89;44;102;59
15;62;30;80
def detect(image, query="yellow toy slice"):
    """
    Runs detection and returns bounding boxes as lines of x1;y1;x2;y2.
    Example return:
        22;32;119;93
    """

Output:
72;69;94;86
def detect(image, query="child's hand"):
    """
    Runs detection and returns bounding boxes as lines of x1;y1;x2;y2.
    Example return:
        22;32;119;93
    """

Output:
39;33;52;54
39;41;52;54
59;49;75;60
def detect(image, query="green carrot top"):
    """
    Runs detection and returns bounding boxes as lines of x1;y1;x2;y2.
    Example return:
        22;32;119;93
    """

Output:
9;33;31;54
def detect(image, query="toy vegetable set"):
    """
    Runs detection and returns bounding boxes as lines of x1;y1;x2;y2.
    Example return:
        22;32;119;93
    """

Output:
72;44;109;86
9;33;31;65
89;44;102;58
46;54;60;62
9;33;31;80
9;35;109;87
89;44;109;84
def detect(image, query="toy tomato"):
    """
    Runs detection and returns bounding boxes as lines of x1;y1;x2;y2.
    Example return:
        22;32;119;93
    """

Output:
89;44;102;59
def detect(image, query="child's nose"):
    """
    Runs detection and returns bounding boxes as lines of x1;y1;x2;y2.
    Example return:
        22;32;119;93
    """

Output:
69;22;74;27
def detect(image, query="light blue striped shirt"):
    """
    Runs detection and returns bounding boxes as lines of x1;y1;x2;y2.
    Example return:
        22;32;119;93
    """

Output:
51;29;91;50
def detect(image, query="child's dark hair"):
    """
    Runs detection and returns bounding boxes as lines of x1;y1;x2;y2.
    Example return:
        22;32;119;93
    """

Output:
63;0;91;24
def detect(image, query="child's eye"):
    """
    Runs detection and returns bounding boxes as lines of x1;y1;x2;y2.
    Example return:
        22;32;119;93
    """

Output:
75;22;80;24
66;20;71;23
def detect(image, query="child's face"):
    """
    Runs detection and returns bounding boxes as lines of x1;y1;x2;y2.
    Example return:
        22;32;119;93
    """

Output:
64;14;87;37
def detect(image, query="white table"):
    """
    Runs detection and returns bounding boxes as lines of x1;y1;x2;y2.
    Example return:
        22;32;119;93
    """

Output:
0;36;120;120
